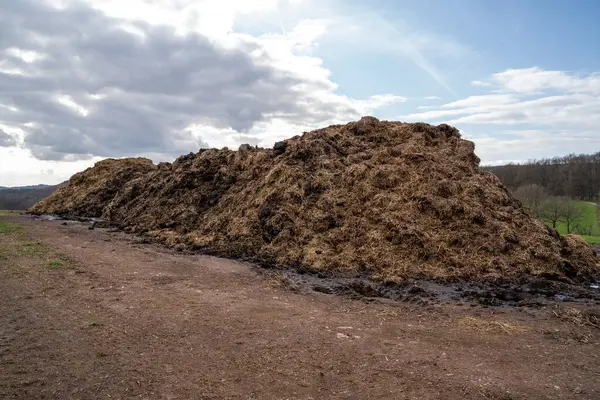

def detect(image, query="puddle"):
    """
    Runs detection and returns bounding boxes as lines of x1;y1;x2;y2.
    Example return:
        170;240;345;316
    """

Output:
39;214;62;221
28;213;106;226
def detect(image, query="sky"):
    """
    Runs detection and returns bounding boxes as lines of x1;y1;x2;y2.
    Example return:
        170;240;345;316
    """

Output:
1;0;599;186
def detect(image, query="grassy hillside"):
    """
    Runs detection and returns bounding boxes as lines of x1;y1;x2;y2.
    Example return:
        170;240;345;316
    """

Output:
551;202;600;245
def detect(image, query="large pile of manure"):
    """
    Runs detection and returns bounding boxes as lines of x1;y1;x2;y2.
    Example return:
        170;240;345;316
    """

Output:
32;117;599;283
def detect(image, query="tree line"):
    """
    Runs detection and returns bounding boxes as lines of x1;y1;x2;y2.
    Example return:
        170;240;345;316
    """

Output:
484;151;600;201
0;186;58;210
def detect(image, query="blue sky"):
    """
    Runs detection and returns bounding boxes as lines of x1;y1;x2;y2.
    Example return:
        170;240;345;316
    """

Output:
1;0;599;185
322;0;600;98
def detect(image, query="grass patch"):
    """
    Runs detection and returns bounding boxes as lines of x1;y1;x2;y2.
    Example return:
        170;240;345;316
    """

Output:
0;241;43;261
579;235;600;245
0;221;22;234
21;241;42;255
546;201;600;245
0;223;78;277
46;260;67;269
0;210;23;217
0;246;10;260
553;202;599;235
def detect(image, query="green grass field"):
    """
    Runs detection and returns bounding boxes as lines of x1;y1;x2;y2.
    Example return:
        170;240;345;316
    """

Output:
549;201;600;245
0;221;22;234
0;210;23;217
579;235;600;245
0;210;24;235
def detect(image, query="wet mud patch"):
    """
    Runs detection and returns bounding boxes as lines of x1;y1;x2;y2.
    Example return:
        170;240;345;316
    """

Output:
263;267;600;308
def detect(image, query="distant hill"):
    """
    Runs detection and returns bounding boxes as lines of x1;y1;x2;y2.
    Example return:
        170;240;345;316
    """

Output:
0;184;56;191
0;183;63;210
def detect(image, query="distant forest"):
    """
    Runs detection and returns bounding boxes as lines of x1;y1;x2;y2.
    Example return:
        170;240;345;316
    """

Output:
0;185;59;210
484;152;600;201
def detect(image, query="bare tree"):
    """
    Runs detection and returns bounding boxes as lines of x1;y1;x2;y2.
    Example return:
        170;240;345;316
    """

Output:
540;197;566;229
513;184;548;218
486;151;600;201
563;202;583;234
574;223;593;235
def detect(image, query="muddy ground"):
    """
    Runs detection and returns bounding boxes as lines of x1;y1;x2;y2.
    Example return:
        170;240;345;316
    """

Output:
1;216;599;399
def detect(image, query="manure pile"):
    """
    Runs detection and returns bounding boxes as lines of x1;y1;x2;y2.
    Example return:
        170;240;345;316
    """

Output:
31;117;599;283
30;158;156;218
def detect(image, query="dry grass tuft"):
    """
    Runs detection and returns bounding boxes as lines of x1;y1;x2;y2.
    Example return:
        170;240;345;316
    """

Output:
265;271;294;288
30;117;600;283
456;316;528;334
553;306;600;328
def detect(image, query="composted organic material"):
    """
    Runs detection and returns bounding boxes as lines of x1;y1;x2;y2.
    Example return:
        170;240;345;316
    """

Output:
31;117;599;283
30;158;156;218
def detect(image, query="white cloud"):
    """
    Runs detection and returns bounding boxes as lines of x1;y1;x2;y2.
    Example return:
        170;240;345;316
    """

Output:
442;94;519;109
407;69;600;127
406;67;600;164
424;96;441;100
88;0;286;38
403;94;520;120
355;94;407;112
1;0;414;185
0;146;101;186
446;93;600;126
55;94;89;117
492;67;600;94
5;47;47;63
474;130;600;165
471;80;491;87
0;128;18;147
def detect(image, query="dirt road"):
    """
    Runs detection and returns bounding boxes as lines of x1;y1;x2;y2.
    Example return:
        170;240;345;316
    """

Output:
1;216;599;399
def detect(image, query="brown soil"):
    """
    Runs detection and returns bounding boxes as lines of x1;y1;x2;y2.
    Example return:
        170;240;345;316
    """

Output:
1;215;599;399
30;117;599;284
